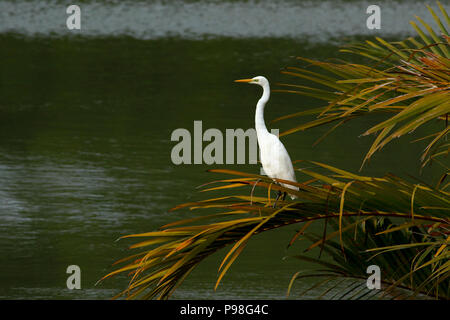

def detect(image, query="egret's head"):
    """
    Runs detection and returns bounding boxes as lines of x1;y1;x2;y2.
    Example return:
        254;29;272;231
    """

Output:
234;76;269;87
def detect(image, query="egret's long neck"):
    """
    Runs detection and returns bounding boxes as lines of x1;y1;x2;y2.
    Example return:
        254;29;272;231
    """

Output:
255;82;270;135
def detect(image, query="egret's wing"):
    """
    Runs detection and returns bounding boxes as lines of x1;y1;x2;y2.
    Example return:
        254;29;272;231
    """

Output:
262;133;297;184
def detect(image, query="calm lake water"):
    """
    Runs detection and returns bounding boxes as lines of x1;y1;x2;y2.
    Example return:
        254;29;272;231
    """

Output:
0;0;446;299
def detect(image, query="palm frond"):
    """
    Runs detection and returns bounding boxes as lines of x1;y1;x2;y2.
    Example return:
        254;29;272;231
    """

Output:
273;2;450;169
286;217;449;299
99;163;449;299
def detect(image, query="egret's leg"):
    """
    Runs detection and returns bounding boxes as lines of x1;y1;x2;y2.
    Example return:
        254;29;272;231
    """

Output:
250;179;261;205
273;190;282;208
282;192;287;201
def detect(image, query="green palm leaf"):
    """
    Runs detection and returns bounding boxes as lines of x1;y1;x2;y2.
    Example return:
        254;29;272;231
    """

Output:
273;1;450;170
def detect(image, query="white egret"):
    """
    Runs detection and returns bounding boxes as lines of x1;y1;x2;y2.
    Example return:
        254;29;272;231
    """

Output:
235;76;299;205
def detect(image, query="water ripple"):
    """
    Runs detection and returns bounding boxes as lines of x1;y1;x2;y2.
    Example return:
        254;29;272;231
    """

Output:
0;0;446;41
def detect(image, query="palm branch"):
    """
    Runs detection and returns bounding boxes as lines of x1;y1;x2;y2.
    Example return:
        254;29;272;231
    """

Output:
99;163;449;299
272;1;449;170
287;217;449;299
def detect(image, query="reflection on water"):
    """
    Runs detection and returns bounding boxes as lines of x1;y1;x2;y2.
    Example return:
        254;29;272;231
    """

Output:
0;1;445;300
0;0;446;41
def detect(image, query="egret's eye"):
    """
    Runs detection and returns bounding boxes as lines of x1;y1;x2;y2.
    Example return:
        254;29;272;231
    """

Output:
253;79;259;82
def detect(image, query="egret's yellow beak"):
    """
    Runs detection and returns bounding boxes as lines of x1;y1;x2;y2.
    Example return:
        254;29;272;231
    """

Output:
234;79;253;83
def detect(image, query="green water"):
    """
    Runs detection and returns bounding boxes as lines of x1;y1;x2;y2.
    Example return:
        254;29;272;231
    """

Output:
0;33;441;299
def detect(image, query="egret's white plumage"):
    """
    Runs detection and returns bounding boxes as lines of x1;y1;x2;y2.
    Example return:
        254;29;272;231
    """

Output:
235;76;299;199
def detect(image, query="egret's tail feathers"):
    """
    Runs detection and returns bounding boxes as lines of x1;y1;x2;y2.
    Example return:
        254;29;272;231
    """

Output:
280;183;299;200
